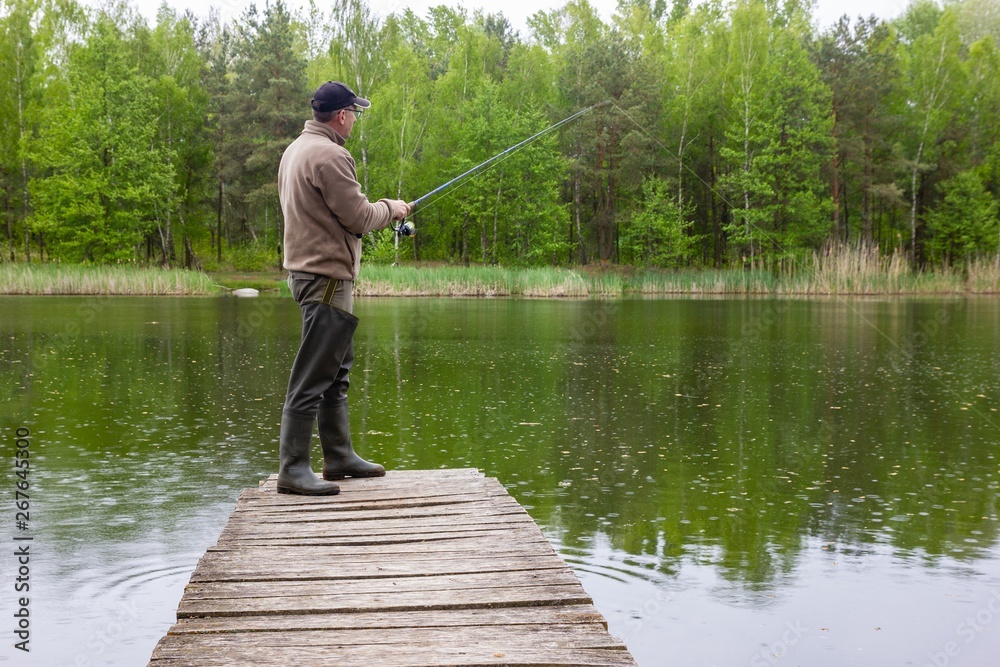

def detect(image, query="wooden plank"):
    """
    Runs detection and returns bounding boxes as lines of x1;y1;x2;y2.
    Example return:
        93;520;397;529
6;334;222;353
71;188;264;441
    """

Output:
147;469;637;667
219;524;545;549
237;490;512;511
245;478;511;508
154;624;628;650
221;506;533;529
149;646;637;667
166;604;608;635
226;506;524;530
205;540;554;558
182;569;584;601
190;553;570;583
178;584;592;617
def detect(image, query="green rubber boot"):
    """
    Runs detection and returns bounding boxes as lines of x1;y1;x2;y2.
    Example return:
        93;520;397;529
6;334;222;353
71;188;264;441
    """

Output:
277;413;340;495
319;401;386;480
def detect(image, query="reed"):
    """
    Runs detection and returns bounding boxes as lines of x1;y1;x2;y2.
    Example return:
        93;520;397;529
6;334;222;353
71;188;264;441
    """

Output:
358;248;999;296
3;247;998;297
356;265;591;297
0;264;219;295
966;255;1000;293
804;242;965;295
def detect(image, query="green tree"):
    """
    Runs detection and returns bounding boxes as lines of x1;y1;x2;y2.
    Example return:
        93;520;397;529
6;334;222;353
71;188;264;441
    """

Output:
195;9;235;263
661;1;726;265
897;2;965;265
27;7;175;262
547;0;657;264
362;20;435;264
965;35;1000;173
620;175;698;267
449;83;569;265
325;0;392;190
0;0;40;260
925;169;999;263
220;0;308;260
719;0;771;261
720;0;831;261
146;5;213;267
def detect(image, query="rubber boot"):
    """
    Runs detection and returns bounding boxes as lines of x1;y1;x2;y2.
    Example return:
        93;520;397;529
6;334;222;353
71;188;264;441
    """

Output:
277;413;340;495
319;401;385;480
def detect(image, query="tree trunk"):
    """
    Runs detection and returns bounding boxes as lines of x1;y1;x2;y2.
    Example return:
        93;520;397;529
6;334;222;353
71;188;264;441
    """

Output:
461;212;470;265
184;236;203;272
6;196;14;262
709;130;721;266
910;140;924;268
831;151;841;240
217;177;223;263
861;115;874;242
574;172;587;265
16;39;31;264
164;210;174;267
157;226;170;266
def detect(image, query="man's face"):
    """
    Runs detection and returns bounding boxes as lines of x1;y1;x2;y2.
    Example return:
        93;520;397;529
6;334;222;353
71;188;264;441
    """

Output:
338;107;360;137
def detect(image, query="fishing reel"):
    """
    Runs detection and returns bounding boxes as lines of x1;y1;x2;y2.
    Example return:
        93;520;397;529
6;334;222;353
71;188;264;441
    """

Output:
393;220;416;237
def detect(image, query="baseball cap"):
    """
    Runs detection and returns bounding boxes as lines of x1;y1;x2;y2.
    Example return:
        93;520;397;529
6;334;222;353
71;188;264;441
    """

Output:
311;81;371;112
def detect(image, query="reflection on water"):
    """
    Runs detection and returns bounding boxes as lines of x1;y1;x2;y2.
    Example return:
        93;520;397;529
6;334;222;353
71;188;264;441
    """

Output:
0;295;998;665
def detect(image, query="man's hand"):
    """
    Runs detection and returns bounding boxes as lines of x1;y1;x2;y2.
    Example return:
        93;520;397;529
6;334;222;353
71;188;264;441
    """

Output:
387;200;412;221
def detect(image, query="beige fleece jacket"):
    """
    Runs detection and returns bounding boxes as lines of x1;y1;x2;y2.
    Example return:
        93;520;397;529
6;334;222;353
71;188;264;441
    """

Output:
279;120;393;280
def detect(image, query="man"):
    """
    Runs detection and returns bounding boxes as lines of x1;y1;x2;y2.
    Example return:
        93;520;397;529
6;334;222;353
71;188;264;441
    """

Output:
276;81;411;495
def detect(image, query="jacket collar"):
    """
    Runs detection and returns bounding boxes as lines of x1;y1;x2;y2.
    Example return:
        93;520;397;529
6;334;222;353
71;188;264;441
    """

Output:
303;120;346;146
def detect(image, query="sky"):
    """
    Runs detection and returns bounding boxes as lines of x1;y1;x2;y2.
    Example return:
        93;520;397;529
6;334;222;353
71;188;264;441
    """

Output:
119;0;915;34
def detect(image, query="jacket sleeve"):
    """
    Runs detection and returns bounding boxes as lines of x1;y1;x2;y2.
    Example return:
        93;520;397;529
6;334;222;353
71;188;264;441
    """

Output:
316;151;392;236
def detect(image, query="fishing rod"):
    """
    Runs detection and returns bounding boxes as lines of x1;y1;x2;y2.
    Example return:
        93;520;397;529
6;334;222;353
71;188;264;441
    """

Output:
393;100;612;238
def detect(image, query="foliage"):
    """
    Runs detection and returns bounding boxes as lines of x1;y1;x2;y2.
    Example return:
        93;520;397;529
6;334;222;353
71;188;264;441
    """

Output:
27;10;175;262
925;170;999;264
619;176;698;267
0;0;997;272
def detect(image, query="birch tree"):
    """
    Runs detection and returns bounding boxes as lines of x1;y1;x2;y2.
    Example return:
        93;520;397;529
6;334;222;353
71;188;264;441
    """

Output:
898;4;964;265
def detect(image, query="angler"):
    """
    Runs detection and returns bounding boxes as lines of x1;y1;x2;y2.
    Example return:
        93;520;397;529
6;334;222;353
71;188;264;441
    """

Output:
276;81;412;496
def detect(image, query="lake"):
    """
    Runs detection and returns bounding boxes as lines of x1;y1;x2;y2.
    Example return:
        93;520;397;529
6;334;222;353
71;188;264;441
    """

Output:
1;295;998;666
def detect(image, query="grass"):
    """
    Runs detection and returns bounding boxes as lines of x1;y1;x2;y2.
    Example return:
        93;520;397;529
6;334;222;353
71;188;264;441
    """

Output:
2;245;999;296
355;265;590;297
0;263;220;295
358;245;1000;296
210;271;288;293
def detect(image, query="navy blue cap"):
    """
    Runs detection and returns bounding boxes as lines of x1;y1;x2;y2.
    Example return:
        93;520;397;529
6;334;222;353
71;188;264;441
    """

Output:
311;81;371;112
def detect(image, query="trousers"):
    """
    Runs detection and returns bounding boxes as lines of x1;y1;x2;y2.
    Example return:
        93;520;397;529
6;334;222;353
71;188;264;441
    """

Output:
282;272;358;420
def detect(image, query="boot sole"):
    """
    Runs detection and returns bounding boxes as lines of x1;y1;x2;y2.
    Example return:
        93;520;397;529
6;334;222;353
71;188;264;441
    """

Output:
277;485;340;496
323;470;386;481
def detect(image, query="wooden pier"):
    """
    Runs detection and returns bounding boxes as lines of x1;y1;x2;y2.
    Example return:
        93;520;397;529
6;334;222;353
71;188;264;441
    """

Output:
147;468;637;666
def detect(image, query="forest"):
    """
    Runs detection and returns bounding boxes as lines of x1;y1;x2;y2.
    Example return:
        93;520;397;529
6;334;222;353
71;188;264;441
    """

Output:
1;0;998;271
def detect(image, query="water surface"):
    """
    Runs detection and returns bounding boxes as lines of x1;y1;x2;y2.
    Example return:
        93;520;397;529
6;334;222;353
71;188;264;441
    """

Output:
0;295;998;666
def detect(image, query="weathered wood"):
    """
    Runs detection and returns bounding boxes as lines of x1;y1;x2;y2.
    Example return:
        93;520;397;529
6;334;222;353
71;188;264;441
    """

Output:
191;552;569;582
182;568;584;600
167;604;608;635
155;624;628;650
178;584;593;617
209;531;547;558
147;469;636;667
218;524;544;551
149;646;638;667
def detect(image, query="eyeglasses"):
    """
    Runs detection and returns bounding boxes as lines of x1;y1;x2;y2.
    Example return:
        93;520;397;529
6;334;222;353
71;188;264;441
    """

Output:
342;107;364;118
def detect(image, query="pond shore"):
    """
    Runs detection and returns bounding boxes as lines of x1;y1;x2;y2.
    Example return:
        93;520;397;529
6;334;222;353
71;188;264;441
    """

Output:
1;260;998;296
